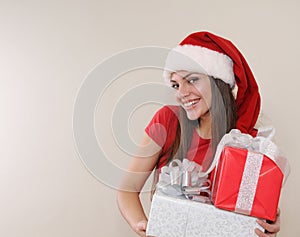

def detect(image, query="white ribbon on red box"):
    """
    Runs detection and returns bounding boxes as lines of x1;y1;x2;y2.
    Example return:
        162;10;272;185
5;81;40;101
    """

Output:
203;126;290;214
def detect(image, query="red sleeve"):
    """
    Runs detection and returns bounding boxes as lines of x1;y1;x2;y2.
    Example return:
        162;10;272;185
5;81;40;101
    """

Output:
145;105;179;149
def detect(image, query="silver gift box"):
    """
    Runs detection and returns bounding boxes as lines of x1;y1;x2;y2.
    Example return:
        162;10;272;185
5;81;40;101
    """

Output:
146;191;264;237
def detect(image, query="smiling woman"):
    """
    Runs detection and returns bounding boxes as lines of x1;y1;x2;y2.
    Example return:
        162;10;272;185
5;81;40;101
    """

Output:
170;72;212;121
117;31;281;237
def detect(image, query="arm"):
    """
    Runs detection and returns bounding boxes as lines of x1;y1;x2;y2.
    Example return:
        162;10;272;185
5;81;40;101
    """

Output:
255;209;281;237
117;132;162;237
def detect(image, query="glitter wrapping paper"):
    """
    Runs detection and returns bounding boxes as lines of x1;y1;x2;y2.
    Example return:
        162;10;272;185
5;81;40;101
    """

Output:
146;191;263;237
212;146;283;221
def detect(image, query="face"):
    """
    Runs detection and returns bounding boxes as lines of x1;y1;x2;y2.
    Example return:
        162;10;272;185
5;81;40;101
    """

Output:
170;71;212;121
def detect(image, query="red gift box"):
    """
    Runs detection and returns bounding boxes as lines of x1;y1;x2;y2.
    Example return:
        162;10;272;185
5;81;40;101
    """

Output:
211;146;283;221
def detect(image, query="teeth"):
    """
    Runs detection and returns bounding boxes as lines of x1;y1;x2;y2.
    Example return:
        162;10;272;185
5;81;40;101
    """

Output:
183;100;198;107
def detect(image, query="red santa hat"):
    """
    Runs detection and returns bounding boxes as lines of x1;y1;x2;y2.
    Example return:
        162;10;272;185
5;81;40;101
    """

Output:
163;31;261;136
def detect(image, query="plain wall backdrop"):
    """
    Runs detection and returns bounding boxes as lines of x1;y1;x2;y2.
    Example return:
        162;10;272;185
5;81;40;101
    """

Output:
0;0;299;236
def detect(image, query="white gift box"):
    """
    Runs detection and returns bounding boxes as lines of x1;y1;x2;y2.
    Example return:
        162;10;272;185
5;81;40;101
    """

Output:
146;191;264;237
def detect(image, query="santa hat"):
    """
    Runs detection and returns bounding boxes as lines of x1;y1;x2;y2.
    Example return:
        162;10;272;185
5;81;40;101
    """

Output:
163;31;261;136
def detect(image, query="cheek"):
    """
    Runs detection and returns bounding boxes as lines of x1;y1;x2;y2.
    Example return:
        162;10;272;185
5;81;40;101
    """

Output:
203;93;212;108
195;84;212;106
174;92;181;103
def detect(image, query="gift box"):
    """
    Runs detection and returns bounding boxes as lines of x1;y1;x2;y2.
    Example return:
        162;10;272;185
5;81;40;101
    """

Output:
146;191;264;237
210;128;289;221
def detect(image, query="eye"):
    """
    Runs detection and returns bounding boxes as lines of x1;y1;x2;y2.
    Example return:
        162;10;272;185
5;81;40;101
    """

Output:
171;83;179;90
187;77;200;84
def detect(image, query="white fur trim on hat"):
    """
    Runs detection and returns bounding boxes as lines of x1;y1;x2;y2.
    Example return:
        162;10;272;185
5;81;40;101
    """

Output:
163;44;235;87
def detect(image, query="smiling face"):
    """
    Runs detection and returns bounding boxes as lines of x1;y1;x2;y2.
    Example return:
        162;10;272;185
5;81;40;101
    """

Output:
170;71;212;121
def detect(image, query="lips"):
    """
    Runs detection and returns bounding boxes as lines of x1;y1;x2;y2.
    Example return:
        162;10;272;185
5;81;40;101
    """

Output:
182;98;201;108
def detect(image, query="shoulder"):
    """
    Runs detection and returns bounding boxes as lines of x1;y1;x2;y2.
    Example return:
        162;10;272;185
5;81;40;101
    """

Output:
145;105;180;147
152;105;180;122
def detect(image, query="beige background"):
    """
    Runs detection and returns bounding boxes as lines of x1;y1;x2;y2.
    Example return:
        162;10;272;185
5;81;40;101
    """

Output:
0;0;299;236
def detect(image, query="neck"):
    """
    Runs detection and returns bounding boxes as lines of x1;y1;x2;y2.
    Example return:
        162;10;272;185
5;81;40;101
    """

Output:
197;114;212;139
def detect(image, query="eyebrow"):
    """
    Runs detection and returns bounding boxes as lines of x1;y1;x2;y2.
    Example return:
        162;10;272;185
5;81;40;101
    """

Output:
182;72;195;79
170;72;197;83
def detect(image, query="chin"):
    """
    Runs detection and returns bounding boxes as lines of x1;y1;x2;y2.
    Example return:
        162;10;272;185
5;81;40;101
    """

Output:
185;111;200;121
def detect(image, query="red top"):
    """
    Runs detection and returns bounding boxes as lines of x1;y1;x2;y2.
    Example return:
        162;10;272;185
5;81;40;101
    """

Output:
145;106;213;170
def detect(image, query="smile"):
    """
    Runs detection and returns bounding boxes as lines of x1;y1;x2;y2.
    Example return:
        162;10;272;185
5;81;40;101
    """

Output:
182;99;200;108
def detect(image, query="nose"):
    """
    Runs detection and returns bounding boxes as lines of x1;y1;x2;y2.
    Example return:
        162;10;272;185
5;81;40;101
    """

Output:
178;82;191;97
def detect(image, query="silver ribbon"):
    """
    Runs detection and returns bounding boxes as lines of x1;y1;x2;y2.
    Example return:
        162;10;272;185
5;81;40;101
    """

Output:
156;159;211;203
235;151;263;215
201;126;290;214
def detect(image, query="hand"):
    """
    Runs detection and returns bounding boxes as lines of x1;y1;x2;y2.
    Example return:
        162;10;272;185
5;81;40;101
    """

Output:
133;220;148;237
255;209;281;237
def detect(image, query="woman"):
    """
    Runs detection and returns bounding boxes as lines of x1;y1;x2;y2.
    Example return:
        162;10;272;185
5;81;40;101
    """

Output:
117;31;281;237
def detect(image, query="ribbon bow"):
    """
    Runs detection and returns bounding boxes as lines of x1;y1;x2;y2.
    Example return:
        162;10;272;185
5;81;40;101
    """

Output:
200;126;290;182
156;159;211;203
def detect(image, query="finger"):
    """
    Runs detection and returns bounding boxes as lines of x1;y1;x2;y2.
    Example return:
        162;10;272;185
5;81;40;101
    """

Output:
137;221;147;231
137;229;146;237
277;208;280;216
257;219;280;233
255;228;276;237
269;209;281;224
135;220;149;237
